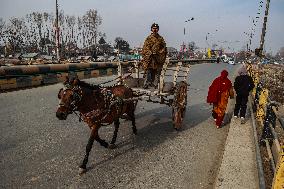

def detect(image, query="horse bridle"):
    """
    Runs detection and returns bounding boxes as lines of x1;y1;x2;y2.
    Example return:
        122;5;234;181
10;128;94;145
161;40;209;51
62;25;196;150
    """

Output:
59;85;83;113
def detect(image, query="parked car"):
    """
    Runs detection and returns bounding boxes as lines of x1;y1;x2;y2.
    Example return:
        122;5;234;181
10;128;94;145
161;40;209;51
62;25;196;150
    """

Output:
260;59;270;64
220;55;229;63
107;56;118;62
228;57;235;65
96;56;106;62
273;61;279;65
69;57;79;63
119;54;132;61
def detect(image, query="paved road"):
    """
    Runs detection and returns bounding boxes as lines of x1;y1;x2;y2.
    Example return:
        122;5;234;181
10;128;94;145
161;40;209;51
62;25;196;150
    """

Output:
0;63;238;189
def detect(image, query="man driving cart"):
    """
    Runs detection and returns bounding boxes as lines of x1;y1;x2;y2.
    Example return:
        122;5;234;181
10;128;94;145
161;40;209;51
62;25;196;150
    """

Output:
141;23;167;89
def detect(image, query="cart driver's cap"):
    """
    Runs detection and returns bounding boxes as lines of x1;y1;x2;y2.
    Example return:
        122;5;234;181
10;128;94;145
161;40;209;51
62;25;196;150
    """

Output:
151;23;159;30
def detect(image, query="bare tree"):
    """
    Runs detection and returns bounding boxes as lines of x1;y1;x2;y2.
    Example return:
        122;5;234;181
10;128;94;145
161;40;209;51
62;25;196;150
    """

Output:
277;47;284;58
83;9;102;47
188;41;198;52
0;18;5;36
0;18;6;45
1;8;104;56
5;17;28;54
66;15;76;42
114;37;130;53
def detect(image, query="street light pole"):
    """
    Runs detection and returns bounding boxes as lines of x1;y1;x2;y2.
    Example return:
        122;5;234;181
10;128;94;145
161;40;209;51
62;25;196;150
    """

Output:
183;17;194;59
258;0;270;57
55;0;60;62
205;33;210;46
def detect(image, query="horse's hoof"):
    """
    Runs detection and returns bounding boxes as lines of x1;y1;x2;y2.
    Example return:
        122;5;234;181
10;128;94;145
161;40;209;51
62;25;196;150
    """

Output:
79;168;87;175
174;127;181;131
108;144;116;149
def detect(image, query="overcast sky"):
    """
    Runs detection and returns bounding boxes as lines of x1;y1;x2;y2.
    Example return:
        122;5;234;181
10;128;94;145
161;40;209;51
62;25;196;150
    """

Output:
1;0;284;54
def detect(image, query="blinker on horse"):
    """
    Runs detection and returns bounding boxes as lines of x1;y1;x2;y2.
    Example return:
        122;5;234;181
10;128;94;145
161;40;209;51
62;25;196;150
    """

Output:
56;77;137;174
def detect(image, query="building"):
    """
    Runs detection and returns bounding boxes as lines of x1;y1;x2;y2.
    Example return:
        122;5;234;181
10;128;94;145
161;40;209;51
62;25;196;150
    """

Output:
21;53;39;61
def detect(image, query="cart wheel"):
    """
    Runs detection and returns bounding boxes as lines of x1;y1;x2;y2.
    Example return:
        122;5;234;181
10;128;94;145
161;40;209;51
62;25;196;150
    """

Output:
172;81;188;130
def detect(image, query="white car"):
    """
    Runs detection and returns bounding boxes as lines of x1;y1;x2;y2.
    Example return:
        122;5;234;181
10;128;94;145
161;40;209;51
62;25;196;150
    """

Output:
96;56;106;62
227;57;235;65
228;60;235;65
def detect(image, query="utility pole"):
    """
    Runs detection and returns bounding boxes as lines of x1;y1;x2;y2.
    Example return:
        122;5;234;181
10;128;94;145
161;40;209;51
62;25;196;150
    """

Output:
55;0;60;62
258;0;271;57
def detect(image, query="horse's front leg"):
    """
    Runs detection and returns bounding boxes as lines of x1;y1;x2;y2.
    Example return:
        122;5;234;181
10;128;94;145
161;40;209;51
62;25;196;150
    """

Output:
79;125;109;175
79;128;96;175
109;119;120;149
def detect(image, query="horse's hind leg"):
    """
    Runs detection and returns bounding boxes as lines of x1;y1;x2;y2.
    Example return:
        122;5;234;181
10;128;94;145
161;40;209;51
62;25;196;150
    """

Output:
109;119;120;149
131;116;137;135
129;108;137;135
95;133;109;149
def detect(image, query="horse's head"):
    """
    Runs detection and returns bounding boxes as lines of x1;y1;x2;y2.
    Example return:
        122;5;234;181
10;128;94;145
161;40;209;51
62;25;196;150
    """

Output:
56;77;82;120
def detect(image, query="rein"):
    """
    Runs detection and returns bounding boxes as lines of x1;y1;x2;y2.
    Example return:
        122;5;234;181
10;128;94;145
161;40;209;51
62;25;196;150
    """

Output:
97;72;133;86
97;75;122;86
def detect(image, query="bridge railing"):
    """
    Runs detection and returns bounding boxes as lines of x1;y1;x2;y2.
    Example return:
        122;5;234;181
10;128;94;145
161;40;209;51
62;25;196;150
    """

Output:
247;62;284;189
0;59;216;90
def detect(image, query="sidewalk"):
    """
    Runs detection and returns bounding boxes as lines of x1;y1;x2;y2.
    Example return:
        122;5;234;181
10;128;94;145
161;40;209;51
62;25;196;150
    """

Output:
215;99;259;189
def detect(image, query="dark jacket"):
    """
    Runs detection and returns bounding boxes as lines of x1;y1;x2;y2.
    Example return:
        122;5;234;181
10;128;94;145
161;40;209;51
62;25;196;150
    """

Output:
234;75;254;96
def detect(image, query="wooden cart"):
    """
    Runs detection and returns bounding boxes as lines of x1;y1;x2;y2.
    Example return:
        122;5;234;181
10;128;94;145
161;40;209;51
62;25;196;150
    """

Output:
118;58;190;130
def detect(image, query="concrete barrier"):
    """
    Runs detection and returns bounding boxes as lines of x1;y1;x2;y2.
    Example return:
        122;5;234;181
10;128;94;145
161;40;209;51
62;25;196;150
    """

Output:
0;59;216;90
0;61;130;76
0;67;118;90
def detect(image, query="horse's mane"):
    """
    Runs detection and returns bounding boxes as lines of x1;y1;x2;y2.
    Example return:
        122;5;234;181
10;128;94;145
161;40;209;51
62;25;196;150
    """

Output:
78;80;101;90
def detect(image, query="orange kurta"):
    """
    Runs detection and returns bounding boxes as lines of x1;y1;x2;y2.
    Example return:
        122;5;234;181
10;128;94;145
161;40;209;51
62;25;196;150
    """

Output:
213;87;234;118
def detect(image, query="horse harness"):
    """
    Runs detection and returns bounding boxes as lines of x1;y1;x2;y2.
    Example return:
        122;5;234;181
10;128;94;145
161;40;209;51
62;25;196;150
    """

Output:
62;84;125;126
82;88;125;126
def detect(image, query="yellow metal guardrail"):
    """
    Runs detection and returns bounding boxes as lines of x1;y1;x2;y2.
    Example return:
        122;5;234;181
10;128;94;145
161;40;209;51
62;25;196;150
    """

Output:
273;148;284;189
247;61;284;188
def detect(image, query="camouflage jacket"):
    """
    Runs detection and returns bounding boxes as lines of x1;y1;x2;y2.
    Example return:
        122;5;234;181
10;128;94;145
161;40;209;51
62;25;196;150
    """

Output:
141;33;167;70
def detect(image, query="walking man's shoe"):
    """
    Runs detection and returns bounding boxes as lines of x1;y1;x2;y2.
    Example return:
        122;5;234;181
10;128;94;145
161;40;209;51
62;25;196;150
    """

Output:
241;117;245;124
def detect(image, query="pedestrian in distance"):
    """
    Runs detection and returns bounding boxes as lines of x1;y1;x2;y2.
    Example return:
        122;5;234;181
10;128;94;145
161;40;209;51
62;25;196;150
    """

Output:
207;70;234;128
216;57;220;64
141;23;167;89
233;66;255;124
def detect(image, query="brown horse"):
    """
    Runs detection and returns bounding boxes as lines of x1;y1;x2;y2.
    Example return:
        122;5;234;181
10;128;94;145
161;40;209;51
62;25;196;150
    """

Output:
56;77;137;174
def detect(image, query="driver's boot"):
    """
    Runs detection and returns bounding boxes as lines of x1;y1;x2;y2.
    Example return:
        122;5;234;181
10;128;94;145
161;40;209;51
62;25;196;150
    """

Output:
152;68;161;88
153;74;159;88
143;70;152;89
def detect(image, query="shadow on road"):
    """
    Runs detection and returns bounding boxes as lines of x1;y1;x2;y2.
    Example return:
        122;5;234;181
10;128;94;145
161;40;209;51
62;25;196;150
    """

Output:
86;102;212;171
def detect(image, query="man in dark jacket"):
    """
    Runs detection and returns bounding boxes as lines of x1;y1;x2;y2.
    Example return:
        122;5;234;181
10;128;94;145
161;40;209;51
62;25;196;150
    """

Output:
233;66;255;124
